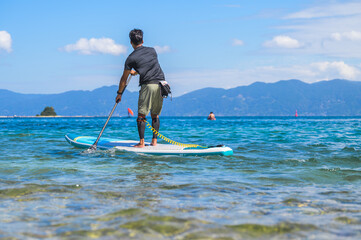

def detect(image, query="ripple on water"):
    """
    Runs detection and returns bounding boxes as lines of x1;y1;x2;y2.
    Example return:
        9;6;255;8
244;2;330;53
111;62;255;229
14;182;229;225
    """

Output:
1;117;361;239
0;183;81;199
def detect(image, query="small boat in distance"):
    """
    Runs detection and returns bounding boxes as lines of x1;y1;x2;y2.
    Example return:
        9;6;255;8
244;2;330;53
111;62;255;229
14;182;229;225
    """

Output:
295;110;298;117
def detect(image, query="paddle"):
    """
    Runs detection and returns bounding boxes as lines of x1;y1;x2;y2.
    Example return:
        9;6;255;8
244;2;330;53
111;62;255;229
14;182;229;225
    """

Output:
89;75;132;151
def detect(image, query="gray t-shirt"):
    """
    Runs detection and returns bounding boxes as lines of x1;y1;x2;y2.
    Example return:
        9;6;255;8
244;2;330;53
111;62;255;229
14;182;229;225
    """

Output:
124;46;165;85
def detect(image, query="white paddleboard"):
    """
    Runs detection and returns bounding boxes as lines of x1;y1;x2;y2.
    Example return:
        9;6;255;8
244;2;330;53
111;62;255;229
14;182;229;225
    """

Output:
65;134;233;156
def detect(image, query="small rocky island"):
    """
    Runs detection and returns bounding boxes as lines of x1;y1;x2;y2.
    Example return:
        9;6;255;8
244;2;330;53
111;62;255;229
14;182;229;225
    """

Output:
37;106;57;116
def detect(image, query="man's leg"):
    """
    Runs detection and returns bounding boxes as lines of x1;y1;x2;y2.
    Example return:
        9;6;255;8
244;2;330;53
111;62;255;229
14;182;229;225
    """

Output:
151;114;159;146
136;84;151;148
134;113;146;148
150;84;163;146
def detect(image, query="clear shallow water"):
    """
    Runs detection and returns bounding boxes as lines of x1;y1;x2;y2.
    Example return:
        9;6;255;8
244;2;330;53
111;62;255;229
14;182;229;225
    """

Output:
0;117;360;239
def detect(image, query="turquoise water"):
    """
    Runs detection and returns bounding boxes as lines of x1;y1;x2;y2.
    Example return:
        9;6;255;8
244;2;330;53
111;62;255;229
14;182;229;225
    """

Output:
0;117;360;239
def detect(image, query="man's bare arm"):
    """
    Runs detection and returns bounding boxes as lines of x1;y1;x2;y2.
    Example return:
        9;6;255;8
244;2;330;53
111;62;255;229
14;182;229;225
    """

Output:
118;70;131;95
115;70;137;103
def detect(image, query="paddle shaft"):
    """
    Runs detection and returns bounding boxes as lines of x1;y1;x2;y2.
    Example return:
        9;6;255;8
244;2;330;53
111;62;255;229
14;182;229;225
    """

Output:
90;75;132;149
91;102;118;148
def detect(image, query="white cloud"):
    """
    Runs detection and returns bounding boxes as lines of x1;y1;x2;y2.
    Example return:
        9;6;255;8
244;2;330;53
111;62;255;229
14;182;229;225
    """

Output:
311;61;359;79
267;2;361;58
247;62;360;82
264;35;302;48
167;66;311;96
153;45;171;54
7;62;361;96
285;2;361;19
63;38;127;55
0;31;12;52
167;62;361;96
279;16;361;57
232;39;244;46
331;31;361;41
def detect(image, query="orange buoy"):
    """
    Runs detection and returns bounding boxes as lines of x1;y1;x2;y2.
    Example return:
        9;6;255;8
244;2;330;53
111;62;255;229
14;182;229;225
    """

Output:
127;108;134;116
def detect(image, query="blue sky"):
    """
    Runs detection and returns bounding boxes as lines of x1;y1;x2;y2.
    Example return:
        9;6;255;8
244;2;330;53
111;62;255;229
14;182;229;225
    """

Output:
1;0;361;96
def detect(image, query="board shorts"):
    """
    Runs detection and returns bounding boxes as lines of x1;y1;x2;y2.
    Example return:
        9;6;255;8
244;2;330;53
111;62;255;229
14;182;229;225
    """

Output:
138;83;163;116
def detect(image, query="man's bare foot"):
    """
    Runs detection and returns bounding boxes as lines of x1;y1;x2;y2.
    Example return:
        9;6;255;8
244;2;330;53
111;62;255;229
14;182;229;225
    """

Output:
150;138;157;146
134;139;145;148
134;143;145;148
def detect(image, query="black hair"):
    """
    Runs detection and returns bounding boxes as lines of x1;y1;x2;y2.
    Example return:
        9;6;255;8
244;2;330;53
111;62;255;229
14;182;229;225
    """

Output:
129;29;143;45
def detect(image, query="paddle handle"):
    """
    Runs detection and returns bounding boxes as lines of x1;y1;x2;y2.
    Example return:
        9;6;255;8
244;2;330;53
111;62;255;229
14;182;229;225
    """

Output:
91;75;132;149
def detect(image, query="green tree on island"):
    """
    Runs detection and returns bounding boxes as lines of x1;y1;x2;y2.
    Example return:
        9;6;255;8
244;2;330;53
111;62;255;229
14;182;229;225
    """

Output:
39;106;57;116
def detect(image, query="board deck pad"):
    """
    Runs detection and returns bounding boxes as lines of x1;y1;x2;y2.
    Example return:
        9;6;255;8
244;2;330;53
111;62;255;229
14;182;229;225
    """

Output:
65;134;233;156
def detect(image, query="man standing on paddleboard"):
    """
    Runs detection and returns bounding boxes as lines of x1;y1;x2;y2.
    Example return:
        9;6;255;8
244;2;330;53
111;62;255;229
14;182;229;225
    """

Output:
116;29;165;148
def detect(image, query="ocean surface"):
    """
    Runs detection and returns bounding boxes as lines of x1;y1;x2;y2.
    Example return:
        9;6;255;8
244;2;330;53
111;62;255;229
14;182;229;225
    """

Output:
0;117;360;239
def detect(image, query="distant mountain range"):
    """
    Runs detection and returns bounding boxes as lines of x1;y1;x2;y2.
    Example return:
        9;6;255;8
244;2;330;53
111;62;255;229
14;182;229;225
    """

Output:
1;79;361;116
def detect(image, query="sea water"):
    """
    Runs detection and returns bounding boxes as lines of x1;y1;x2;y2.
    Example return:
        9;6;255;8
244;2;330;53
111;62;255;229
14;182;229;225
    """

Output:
0;117;360;239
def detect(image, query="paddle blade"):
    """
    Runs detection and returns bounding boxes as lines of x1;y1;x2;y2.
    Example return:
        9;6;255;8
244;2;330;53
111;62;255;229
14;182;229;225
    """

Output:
81;145;97;154
89;144;97;151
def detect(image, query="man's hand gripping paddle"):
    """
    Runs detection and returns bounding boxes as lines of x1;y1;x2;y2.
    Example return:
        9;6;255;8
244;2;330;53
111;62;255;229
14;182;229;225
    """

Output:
88;75;132;152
